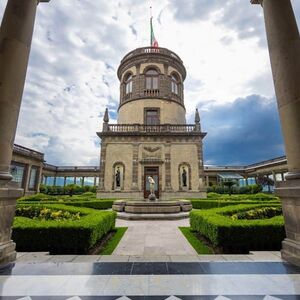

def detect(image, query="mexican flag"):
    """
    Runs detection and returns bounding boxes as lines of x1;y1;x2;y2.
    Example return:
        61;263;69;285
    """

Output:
150;17;159;48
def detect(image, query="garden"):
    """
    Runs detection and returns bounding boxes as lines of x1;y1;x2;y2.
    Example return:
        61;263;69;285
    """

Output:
13;184;285;255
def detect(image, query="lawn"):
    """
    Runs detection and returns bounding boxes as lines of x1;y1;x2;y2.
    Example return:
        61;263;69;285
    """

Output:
179;227;213;254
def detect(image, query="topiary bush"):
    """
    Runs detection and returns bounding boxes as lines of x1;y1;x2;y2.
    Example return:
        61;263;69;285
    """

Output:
12;204;116;254
190;204;285;253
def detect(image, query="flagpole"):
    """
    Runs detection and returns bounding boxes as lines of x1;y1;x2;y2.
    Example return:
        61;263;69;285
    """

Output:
150;6;152;46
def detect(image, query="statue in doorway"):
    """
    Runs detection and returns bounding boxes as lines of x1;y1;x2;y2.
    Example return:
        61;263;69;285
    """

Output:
115;167;121;188
148;176;156;201
182;167;187;187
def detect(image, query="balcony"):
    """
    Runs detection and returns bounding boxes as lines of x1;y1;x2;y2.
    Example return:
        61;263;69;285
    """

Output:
98;124;206;138
144;89;159;97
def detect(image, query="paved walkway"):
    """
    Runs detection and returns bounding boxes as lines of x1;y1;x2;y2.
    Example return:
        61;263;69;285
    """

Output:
113;219;196;256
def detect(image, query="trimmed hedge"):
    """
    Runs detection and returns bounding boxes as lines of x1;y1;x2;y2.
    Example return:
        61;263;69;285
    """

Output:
12;204;116;254
190;204;285;253
64;200;114;210
190;200;280;210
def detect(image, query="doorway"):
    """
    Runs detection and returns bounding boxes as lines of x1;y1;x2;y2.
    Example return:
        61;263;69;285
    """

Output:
144;166;159;199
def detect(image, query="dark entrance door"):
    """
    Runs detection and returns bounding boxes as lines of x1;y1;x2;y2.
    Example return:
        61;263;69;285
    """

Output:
144;167;159;199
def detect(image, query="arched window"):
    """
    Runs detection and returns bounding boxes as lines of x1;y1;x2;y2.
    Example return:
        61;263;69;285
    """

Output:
171;73;180;95
145;69;159;90
125;74;133;94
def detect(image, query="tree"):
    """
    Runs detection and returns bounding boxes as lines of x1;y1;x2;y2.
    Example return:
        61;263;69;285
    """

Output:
222;180;237;196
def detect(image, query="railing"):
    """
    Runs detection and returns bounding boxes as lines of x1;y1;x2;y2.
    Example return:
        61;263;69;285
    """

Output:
121;47;183;64
144;89;159;97
104;124;199;133
245;156;287;169
43;163;99;172
13;144;44;160
125;92;132;100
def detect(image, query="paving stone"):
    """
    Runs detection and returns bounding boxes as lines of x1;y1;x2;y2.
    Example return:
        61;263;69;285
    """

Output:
99;255;130;262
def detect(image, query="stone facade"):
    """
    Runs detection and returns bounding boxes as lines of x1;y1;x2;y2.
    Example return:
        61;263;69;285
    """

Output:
97;47;207;200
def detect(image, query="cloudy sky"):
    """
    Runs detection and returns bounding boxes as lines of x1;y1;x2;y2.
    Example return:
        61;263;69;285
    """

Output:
1;0;300;166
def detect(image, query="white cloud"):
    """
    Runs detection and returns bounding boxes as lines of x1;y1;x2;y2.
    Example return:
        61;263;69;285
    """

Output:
0;0;299;165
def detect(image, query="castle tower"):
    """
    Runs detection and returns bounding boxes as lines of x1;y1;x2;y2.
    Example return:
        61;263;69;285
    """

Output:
97;47;207;199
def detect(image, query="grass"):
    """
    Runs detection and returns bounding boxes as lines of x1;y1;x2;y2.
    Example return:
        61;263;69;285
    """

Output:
179;227;213;254
99;227;128;255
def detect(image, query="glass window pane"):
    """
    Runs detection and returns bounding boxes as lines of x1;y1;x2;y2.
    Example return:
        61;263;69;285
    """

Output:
65;177;75;185
84;177;95;186
10;164;25;188
29;167;37;190
146;77;151;89
153;77;158;89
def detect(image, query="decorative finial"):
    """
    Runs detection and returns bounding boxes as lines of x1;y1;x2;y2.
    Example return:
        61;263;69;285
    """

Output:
103;108;109;123
195;108;200;123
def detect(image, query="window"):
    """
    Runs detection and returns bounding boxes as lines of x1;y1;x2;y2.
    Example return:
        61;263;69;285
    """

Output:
28;166;38;190
171;74;180;95
10;163;25;188
145;69;159;90
125;74;133;94
145;109;160;125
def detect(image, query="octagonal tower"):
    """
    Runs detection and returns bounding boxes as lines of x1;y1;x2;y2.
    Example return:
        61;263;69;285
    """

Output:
97;47;207;200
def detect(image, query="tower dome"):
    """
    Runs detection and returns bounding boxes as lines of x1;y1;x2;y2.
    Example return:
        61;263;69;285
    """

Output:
117;47;187;124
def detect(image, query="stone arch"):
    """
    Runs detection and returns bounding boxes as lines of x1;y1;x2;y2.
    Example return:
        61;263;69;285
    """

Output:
178;162;192;191
112;162;125;190
143;65;162;75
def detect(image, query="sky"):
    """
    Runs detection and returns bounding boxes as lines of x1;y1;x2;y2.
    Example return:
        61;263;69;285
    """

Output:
1;0;300;166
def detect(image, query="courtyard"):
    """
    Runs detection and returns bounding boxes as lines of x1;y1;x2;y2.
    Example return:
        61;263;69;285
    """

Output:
1;0;300;299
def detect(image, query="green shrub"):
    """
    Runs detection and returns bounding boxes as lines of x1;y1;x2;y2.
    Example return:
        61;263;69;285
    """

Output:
207;184;263;194
13;204;116;254
64;200;113;210
16;206;81;221
18;193;56;202
191;199;279;210
190;204;285;253
230;207;282;220
38;184;96;195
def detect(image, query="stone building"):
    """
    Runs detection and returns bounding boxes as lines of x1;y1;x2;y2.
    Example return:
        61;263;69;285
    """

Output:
97;47;207;200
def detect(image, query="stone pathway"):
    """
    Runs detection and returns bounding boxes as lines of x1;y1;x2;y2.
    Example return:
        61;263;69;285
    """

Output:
113;219;196;256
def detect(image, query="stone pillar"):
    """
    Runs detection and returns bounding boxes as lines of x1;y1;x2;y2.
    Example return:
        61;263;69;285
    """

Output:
252;0;300;266
24;164;32;194
0;0;50;265
36;166;43;193
206;175;209;187
98;140;107;191
53;176;57;186
94;177;97;186
131;143;139;190
63;177;67;187
164;144;173;192
245;177;249;186
281;173;285;181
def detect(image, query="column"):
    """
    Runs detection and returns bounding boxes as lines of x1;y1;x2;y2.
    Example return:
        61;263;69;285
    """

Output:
24;164;32;194
164;144;173;192
94;177;97;186
63;177;67;187
36;166;43;193
82;177;85;187
131;143;139;190
53;176;57;186
98;141;107;191
252;0;300;266
206;175;209;187
245;177;249;186
0;0;50;265
281;173;285;181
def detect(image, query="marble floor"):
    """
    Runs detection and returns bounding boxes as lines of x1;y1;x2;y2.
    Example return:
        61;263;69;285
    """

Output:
1;259;300;299
113;219;196;256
